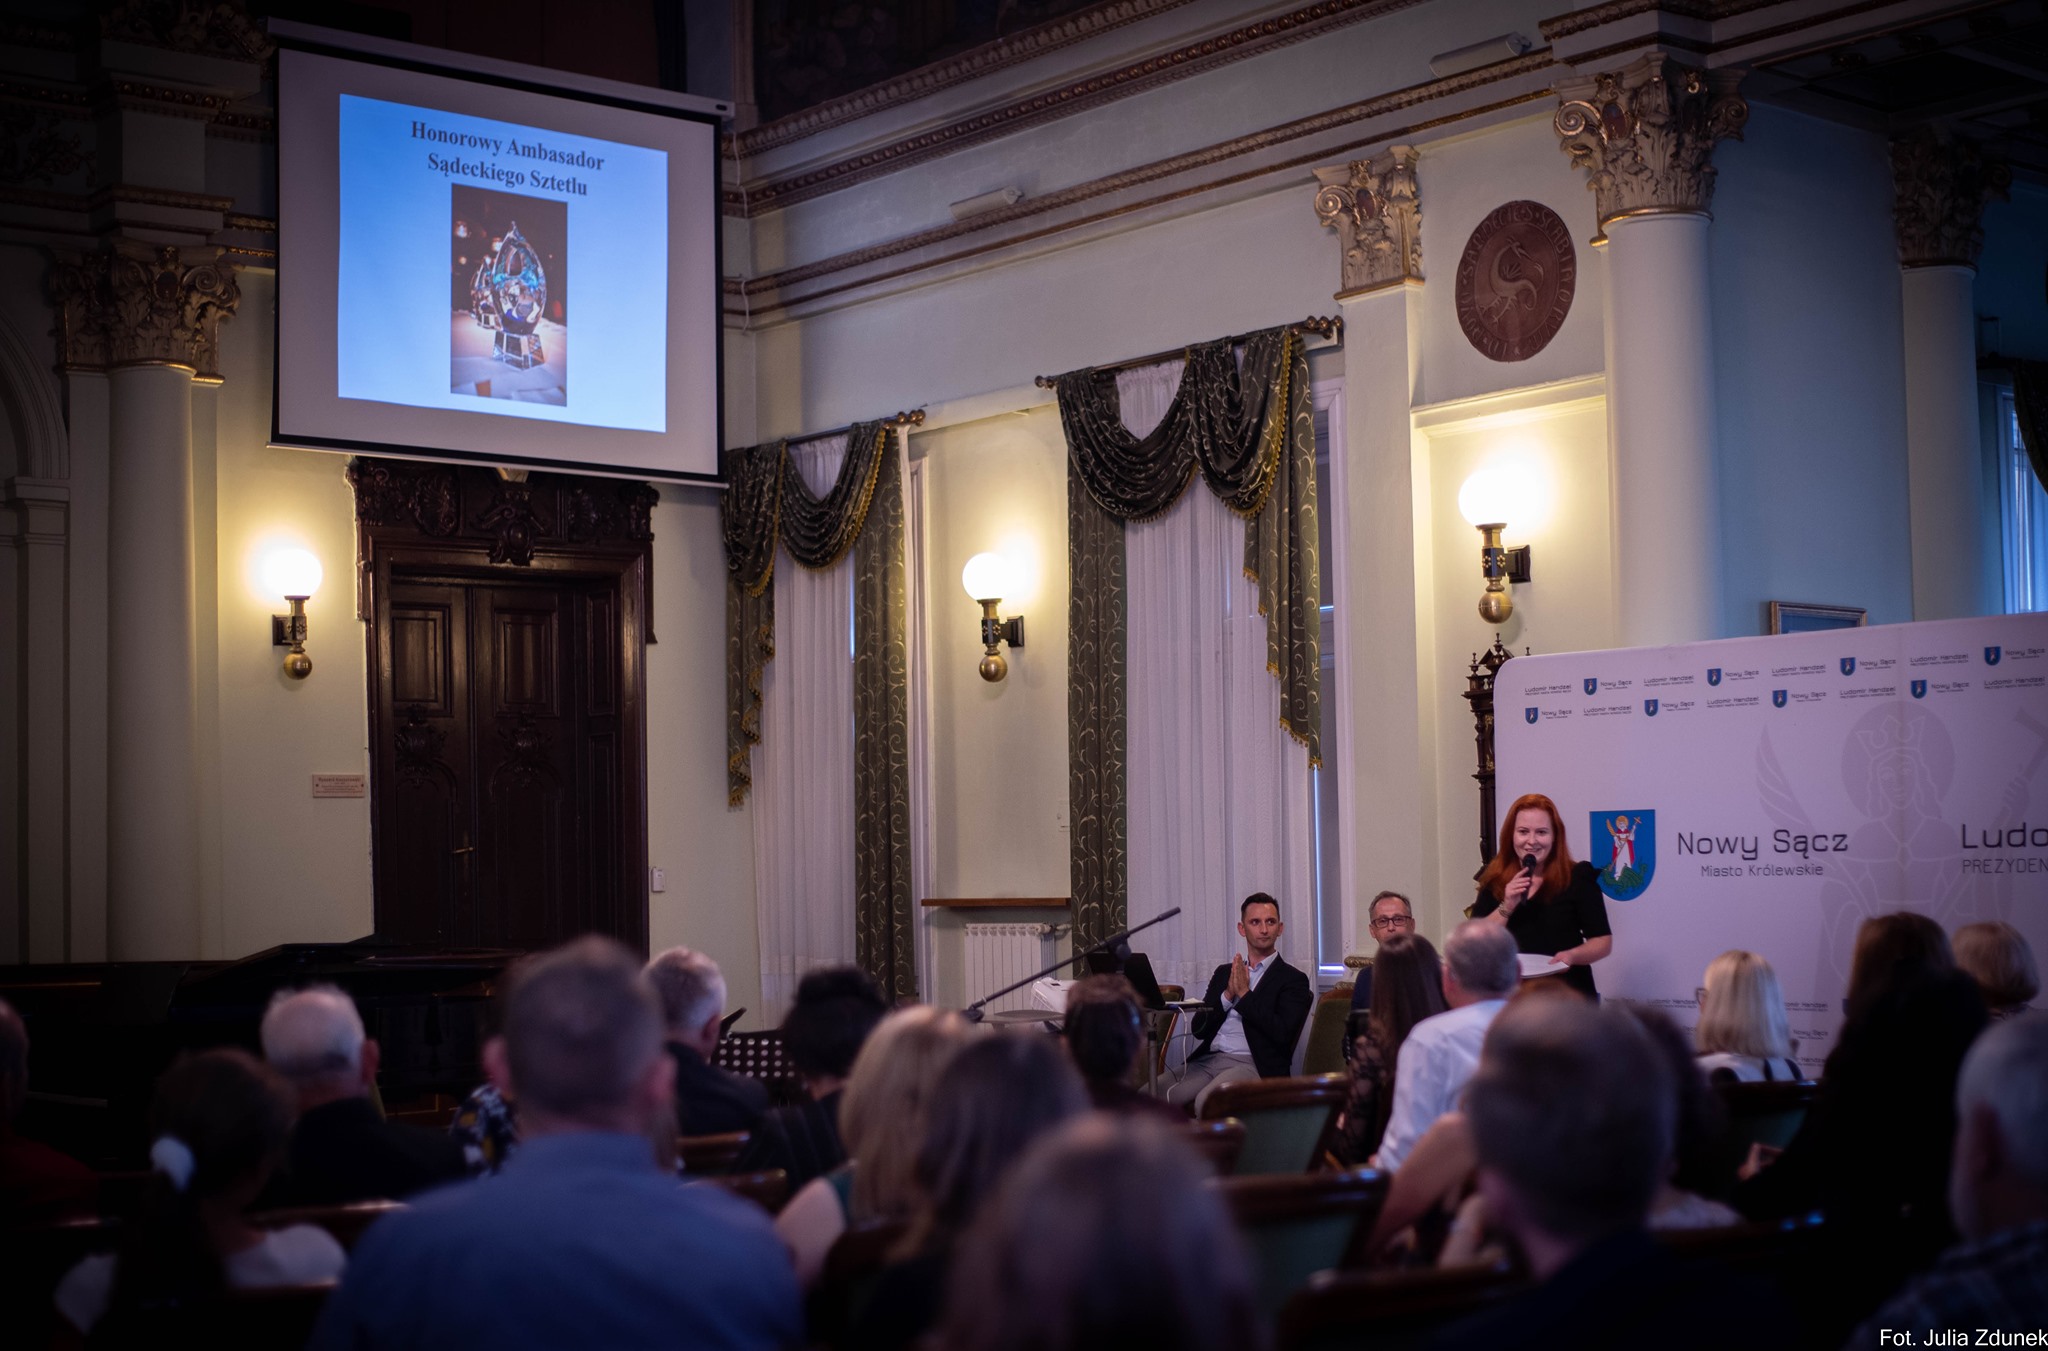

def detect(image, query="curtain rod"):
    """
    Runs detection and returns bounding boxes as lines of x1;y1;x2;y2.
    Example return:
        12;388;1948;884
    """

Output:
783;408;926;447
1032;315;1343;390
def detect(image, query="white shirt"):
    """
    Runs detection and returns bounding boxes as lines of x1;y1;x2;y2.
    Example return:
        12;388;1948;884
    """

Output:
1374;998;1506;1172
1209;953;1274;1058
1695;1051;1804;1083
56;1224;347;1333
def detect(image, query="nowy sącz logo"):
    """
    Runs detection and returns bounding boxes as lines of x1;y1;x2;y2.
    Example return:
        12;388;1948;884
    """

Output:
1584;677;1599;696
1911;680;1927;699
1591;811;1655;901
1772;690;1788;708
1986;646;2003;666
1643;699;1659;717
1525;707;1539;724
1840;657;1856;677
1706;668;1722;687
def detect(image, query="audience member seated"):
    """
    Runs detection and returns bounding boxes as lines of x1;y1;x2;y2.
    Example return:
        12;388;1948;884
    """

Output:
1430;999;1794;1351
1062;975;1184;1122
736;967;887;1191
1953;921;2039;1023
0;996;97;1223
1345;890;1419;1024
845;1033;1088;1351
936;1114;1260;1351
449;1079;518;1175
1374;921;1517;1172
645;947;768;1138
1335;933;1446;1165
1616;1005;1740;1226
56;1049;347;1339
1851;1014;2048;1346
1166;893;1315;1113
1693;949;1802;1083
1734;911;1988;1338
260;985;468;1206
310;937;801;1351
777;1005;972;1289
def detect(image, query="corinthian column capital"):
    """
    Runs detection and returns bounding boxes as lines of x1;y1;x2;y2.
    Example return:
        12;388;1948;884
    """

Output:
1554;55;1747;235
49;245;241;379
1313;145;1422;297
1891;132;2010;270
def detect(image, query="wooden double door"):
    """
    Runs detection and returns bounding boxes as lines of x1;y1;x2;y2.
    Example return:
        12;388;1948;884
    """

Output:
373;571;638;952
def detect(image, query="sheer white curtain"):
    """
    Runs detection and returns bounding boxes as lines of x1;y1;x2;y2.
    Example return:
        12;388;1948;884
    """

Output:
753;436;857;1022
1121;362;1316;995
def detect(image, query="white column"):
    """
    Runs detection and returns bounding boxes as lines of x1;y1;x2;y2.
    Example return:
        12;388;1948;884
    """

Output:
1602;213;1722;646
1901;266;1989;618
106;363;203;959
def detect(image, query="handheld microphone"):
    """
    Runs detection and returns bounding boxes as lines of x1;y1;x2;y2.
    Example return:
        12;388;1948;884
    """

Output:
1520;853;1538;874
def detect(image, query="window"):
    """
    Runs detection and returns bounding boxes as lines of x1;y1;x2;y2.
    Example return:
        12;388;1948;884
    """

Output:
1996;386;2048;613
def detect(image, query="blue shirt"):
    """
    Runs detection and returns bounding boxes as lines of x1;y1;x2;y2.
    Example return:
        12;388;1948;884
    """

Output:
310;1130;802;1351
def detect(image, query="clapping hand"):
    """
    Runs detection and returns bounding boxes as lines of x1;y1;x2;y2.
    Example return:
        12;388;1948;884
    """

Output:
1226;953;1251;1002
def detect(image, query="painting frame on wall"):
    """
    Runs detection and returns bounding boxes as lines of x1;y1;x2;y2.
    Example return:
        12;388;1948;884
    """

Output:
1767;600;1868;635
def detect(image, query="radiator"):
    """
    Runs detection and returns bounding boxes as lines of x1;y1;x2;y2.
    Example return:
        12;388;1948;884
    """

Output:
964;923;1060;1014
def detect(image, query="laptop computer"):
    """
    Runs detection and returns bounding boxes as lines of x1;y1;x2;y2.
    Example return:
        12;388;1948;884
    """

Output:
1083;949;1169;1010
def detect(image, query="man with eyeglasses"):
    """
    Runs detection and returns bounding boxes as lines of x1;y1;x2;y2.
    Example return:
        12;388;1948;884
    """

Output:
1348;890;1417;1020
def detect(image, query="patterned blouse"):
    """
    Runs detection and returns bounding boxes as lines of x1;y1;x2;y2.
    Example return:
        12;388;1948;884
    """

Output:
450;1082;519;1175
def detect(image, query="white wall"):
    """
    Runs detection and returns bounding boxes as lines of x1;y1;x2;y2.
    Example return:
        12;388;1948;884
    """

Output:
1710;105;1915;636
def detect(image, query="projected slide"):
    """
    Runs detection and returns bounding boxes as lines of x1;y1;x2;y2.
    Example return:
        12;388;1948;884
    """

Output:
336;95;665;432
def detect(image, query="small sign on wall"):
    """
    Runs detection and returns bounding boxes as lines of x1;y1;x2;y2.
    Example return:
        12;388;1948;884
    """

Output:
311;774;367;798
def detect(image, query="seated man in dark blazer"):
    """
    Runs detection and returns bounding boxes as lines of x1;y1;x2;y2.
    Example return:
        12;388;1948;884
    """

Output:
260;985;468;1206
1164;893;1314;1113
645;947;767;1139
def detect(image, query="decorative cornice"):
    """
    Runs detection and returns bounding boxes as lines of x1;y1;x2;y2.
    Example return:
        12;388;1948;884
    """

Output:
732;64;1553;316
1553;54;1746;231
1539;0;1718;41
0;105;89;187
734;0;1200;156
1891;132;2010;270
48;244;241;378
731;0;1433;217
1313;144;1422;293
100;78;235;121
100;0;273;62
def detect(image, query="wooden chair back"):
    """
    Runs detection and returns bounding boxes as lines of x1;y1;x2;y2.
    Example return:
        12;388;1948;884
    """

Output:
1714;1078;1820;1155
250;1199;408;1251
1197;1074;1347;1174
1182;1117;1247;1175
0;1215;121;1348
810;1219;910;1345
1214;1168;1390;1316
1299;990;1354;1077
705;1168;791;1214
678;1130;751;1176
1277;1257;1522;1351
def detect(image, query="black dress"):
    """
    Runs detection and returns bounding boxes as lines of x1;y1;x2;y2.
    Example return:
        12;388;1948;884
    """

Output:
1471;860;1610;1000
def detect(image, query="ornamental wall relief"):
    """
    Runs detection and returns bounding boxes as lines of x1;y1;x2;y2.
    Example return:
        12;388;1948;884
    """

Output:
1453;200;1576;363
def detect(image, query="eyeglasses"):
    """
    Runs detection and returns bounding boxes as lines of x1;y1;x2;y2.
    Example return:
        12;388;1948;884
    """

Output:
1370;914;1414;931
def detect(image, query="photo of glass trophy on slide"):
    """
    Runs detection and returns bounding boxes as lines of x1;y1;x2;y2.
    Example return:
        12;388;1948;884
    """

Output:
450;186;567;405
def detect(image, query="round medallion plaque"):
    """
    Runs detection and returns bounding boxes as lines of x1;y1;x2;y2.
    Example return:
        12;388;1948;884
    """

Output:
1454;200;1576;362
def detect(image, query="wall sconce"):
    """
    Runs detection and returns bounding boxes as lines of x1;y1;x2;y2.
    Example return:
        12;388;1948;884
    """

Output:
961;552;1025;683
1457;470;1532;624
262;547;324;680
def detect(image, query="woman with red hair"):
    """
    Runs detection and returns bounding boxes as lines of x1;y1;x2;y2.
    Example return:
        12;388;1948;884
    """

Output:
1472;793;1613;1000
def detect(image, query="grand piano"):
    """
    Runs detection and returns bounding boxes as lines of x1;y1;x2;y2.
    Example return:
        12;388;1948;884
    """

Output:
1;940;517;1169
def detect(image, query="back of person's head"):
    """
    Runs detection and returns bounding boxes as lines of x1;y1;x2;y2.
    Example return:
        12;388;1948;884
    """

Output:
502;935;664;1125
1466;998;1674;1246
1369;933;1448;1046
643;947;726;1039
260;984;367;1094
1695;949;1794;1061
1951;1013;2048;1239
781;966;888;1083
1846;911;1953;1021
912;1033;1089;1250
1443;920;1518;1000
1614;1004;1733;1201
1953;921;2040;1015
840;1006;975;1223
101;1049;296;1329
0;997;26;1123
1063;975;1146;1085
937;1115;1262;1351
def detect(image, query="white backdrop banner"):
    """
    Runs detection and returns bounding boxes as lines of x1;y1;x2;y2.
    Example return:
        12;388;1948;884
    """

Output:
1494;613;2048;1067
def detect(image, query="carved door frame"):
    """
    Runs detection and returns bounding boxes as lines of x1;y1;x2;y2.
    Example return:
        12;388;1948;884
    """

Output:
348;458;655;954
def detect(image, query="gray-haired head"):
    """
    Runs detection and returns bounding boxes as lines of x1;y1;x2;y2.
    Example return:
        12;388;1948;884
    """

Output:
1444;920;1519;999
504;935;665;1124
260;984;367;1094
1951;1012;2048;1240
644;947;726;1042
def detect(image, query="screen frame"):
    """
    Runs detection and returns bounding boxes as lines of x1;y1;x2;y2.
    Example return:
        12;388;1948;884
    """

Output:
269;28;728;486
